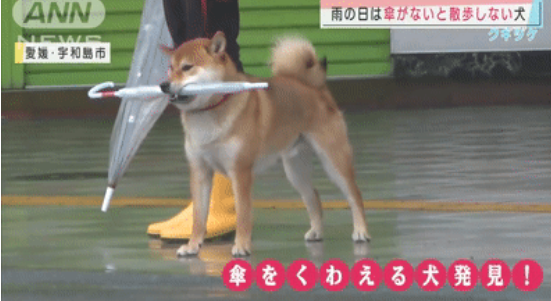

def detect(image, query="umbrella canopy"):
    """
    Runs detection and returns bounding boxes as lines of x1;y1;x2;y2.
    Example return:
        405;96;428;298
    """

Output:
103;0;172;211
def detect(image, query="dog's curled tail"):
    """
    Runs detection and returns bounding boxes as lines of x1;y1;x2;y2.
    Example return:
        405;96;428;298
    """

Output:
271;36;327;88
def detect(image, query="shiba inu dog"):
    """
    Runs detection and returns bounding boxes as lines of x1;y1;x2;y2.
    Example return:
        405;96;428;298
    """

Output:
160;31;370;257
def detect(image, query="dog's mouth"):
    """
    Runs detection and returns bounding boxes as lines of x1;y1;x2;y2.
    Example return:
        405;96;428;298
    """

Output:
169;94;196;104
160;82;196;104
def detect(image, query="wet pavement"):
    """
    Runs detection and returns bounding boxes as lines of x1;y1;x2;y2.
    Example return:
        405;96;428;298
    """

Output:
2;206;551;300
2;105;551;300
2;106;550;202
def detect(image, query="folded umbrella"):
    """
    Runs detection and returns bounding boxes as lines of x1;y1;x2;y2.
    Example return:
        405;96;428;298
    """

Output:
89;81;269;100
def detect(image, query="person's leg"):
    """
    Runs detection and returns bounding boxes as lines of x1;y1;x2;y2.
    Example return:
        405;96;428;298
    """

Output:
206;0;243;72
148;0;238;240
161;0;187;47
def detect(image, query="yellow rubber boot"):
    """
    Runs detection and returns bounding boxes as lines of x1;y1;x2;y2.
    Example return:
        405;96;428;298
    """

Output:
146;205;193;237
147;173;236;241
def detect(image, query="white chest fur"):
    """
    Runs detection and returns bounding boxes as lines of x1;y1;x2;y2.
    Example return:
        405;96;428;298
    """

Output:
184;133;241;174
181;108;228;146
185;135;282;176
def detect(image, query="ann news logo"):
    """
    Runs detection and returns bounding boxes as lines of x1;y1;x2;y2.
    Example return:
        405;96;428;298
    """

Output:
12;0;106;29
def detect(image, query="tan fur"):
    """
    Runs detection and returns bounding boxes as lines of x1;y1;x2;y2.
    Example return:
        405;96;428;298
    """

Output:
166;32;370;257
271;36;326;88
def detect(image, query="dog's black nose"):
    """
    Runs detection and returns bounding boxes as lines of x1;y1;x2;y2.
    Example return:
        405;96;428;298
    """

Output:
160;81;171;94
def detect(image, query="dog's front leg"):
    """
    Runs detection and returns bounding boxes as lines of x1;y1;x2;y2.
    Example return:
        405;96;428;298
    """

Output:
229;167;253;257
177;160;214;257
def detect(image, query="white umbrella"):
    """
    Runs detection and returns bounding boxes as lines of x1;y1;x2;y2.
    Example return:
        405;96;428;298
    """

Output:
89;81;269;100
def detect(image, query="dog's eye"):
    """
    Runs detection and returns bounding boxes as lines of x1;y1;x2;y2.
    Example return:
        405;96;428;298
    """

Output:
181;64;193;72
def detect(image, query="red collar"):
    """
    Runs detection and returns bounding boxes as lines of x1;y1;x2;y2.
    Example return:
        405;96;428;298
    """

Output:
196;94;233;112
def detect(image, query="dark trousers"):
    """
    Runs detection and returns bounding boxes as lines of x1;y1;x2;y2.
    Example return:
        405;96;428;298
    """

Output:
162;0;243;72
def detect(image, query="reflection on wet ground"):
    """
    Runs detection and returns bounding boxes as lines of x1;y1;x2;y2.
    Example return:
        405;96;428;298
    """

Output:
2;207;550;300
2;105;551;300
2;106;550;203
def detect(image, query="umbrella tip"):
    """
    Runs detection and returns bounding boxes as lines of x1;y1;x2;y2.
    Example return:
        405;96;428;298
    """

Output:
102;186;115;212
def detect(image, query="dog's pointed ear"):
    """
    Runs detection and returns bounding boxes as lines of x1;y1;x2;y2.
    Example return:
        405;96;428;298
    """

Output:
210;31;227;56
161;44;175;56
319;56;328;71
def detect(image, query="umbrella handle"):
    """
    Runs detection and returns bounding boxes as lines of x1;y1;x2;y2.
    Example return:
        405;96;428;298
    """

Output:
88;81;116;99
88;82;165;99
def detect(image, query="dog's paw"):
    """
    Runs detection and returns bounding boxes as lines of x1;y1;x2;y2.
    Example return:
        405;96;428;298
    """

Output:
231;243;251;257
177;243;200;257
304;228;323;241
352;229;371;242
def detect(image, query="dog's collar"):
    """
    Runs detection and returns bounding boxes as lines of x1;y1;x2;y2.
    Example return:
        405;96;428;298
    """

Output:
196;94;233;112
